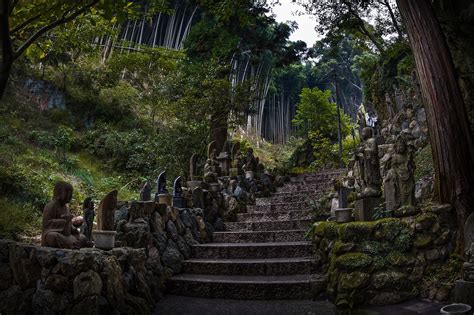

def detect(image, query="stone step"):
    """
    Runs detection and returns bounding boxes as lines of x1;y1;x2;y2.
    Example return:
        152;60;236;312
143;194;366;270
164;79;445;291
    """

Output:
272;190;326;197
213;230;306;243
247;202;309;213
191;242;312;259
225;219;311;232
237;211;313;222
255;195;316;206
278;183;333;193
166;274;325;300
182;257;315;276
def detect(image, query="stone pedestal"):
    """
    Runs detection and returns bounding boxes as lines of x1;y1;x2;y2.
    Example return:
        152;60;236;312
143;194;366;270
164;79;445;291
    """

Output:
338;187;351;208
217;154;231;176
455;279;474;307
186;180;204;190
335;208;353;223
354;198;383;221
172;196;186;209
156;193;172;206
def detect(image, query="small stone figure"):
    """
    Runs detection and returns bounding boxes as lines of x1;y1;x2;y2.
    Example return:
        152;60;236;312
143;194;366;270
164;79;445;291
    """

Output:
242;148;258;173
230;142;244;177
41;181;90;249
204;141;220;183
82;197;95;241
217;141;232;176
140;181;152;201
97;190;118;231
384;134;416;211
356;127;382;198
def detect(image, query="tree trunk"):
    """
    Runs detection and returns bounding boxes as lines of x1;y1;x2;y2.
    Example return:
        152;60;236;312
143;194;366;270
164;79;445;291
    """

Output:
0;0;13;100
397;0;474;253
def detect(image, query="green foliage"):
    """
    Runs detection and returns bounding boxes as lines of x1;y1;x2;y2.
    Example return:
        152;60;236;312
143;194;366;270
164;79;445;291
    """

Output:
415;144;434;181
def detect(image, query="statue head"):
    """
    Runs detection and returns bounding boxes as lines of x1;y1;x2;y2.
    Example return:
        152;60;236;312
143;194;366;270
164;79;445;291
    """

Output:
53;181;73;206
395;137;407;154
361;127;374;141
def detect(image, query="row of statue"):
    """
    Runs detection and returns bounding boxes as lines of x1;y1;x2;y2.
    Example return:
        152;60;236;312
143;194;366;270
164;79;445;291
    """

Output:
345;125;416;214
200;141;263;184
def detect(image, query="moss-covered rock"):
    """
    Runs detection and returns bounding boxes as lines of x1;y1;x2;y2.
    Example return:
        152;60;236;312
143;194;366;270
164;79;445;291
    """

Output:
339;221;376;242
313;222;339;240
336;252;372;270
333;241;356;255
415;213;437;231
374;218;405;241
413;234;432;248
372;271;410;290
392;225;415;252
394;205;420;218
386;251;416;267
339;271;371;290
359;241;391;255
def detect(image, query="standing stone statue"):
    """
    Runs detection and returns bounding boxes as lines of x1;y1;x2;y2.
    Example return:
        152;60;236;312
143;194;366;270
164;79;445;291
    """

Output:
140;181;152;201
204;141;220;183
42;181;90;249
384;134;416;211
217;141;232;176
356;127;382;198
82;197;95;241
242;148;258;173
97;190;118;231
230;142;244;177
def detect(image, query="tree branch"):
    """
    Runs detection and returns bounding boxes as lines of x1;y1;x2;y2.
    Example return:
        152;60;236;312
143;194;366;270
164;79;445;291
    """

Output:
13;1;97;60
382;0;404;39
10;13;41;34
345;2;386;53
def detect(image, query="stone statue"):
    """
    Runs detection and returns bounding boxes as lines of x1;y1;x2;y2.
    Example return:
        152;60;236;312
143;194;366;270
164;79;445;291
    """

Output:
204;141;220;183
82;197;95;241
97;190;118;231
384;134;416;211
217;141;232;176
140;181;151;201
41;181;90;249
242;148;258;173
356;127;382;198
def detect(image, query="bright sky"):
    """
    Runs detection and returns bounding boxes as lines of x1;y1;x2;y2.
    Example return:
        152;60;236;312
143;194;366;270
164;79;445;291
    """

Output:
270;0;321;48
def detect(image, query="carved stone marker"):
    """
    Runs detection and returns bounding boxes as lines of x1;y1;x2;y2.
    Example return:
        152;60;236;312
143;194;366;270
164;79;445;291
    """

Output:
172;176;186;208
42;181;90;249
140;181;152;201
155;171;171;206
82;197;95;241
96;190;118;231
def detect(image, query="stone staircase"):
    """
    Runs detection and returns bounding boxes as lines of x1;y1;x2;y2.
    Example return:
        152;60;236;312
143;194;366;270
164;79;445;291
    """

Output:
167;170;342;300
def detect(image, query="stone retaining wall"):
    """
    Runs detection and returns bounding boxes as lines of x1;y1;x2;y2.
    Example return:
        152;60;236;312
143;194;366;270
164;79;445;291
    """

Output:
0;173;281;314
311;204;457;307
